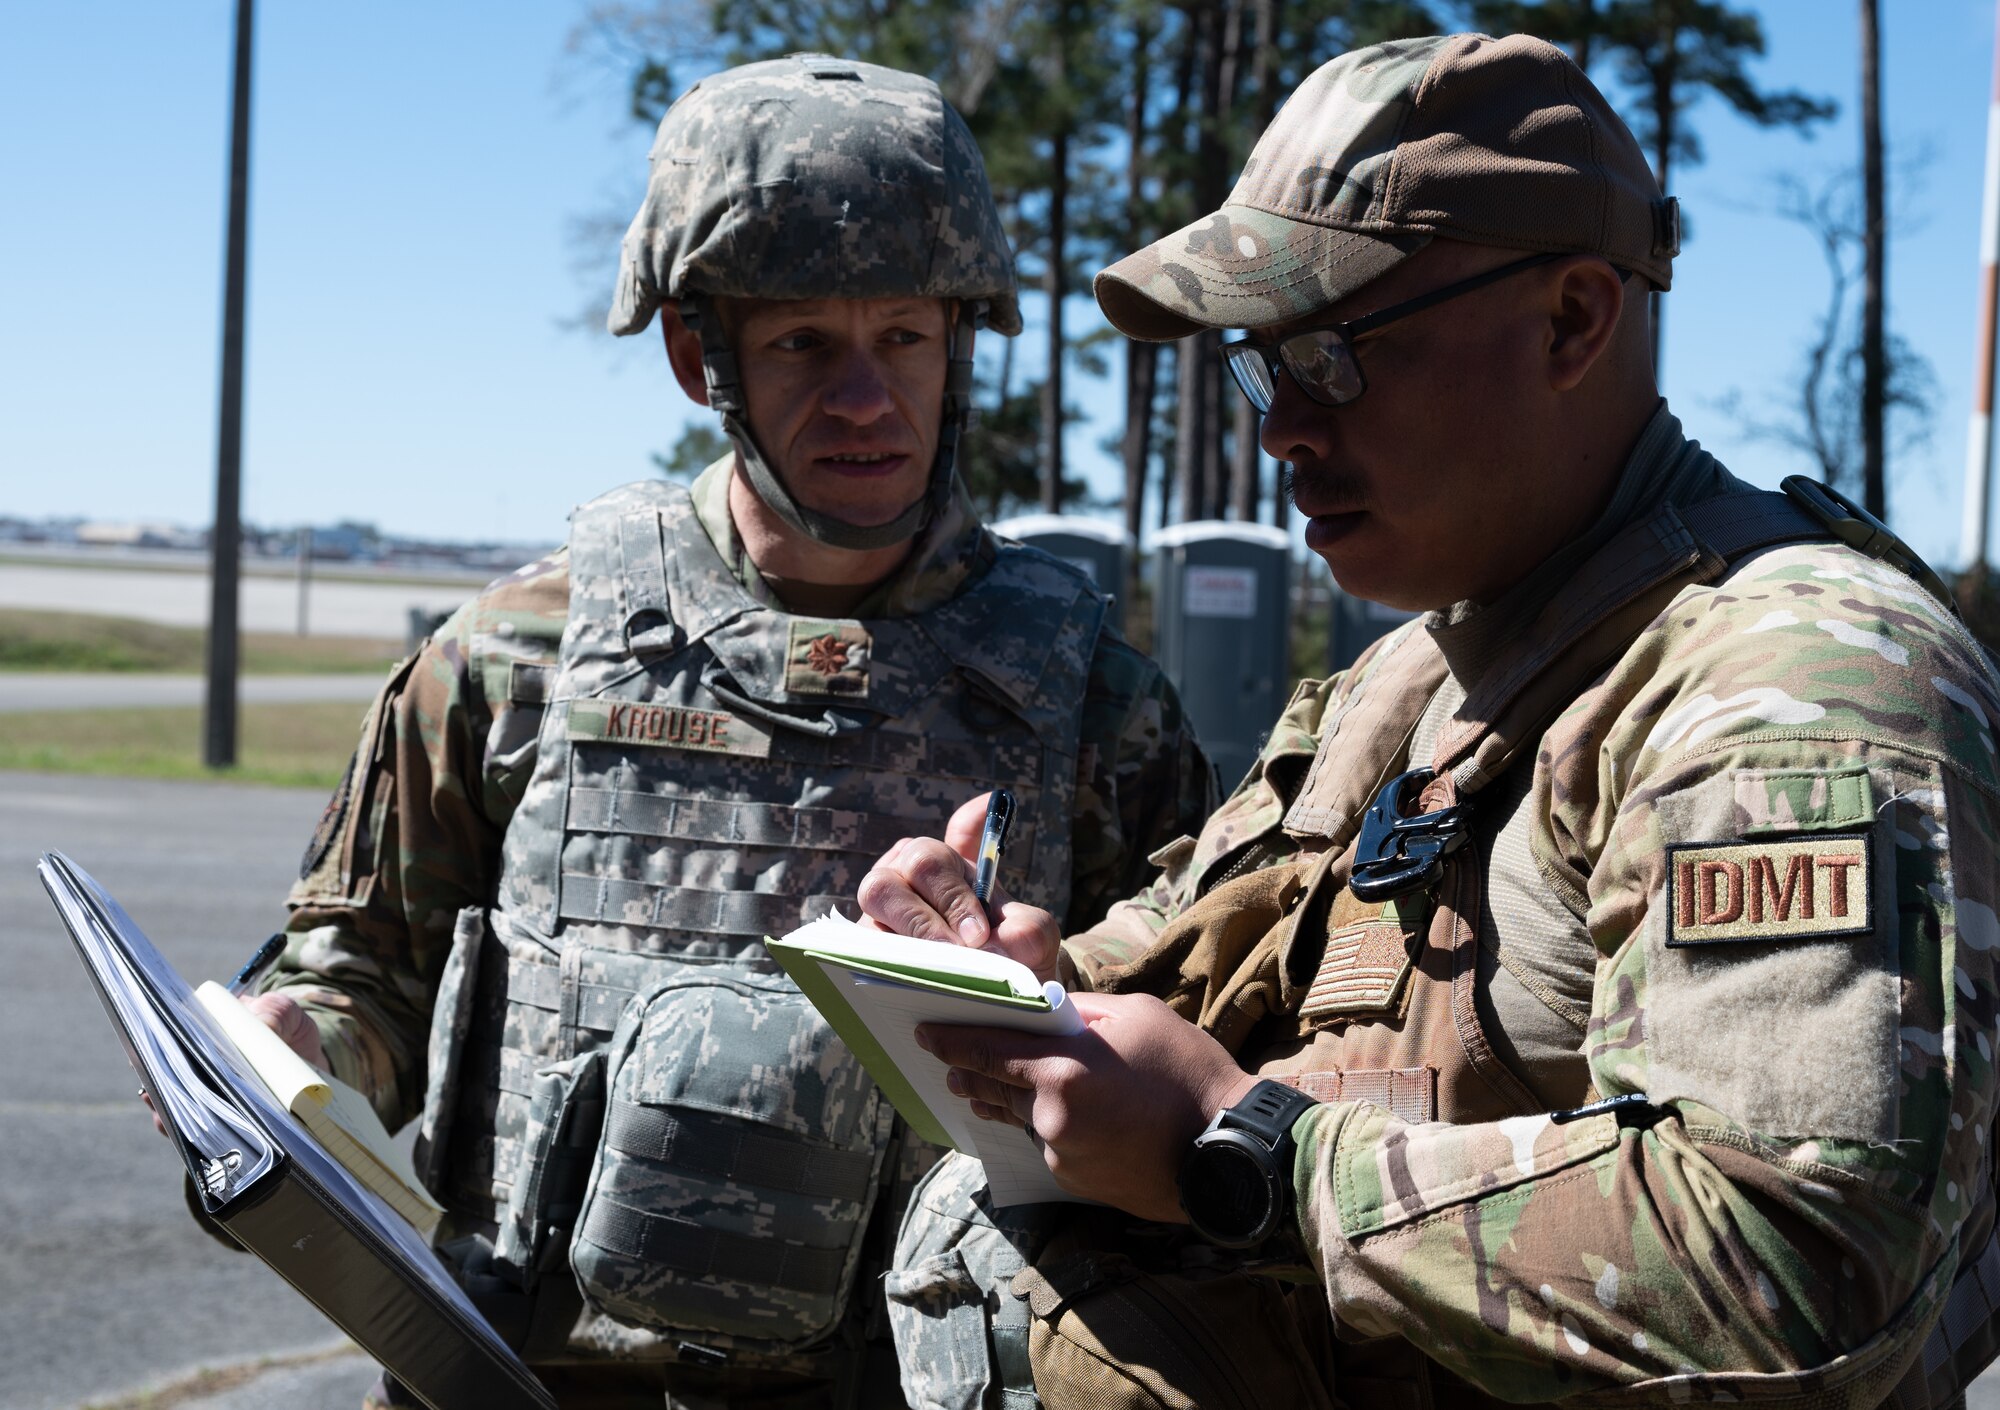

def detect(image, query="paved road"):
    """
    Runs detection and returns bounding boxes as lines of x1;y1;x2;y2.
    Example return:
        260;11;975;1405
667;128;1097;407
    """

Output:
0;563;477;640
0;673;387;713
0;772;375;1410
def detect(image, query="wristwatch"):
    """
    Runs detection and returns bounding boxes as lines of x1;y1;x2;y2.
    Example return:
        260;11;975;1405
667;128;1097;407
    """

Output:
1177;1079;1319;1249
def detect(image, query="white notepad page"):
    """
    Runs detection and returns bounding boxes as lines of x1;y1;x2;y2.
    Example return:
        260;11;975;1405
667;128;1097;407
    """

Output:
804;934;1087;1206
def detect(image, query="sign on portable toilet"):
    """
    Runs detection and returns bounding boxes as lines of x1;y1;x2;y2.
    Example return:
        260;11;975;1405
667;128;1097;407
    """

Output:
989;514;1132;629
1152;521;1291;794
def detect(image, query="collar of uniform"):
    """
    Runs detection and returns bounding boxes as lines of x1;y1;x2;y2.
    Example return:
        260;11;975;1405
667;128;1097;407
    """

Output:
1424;401;1727;690
690;455;996;621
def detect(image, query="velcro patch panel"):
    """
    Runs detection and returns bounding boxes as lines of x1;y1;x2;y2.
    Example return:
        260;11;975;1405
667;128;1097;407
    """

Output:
1665;833;1871;947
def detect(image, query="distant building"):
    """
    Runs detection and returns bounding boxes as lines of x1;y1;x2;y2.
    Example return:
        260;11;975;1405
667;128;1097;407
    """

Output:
76;521;202;550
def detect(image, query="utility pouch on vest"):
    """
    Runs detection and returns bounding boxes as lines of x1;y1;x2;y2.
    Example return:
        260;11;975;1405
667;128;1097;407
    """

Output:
413;906;489;1195
888;1151;1058;1410
569;960;894;1351
493;1049;605;1286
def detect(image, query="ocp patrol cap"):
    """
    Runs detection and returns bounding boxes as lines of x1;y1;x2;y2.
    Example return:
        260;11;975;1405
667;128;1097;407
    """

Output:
609;53;1022;337
1096;33;1680;340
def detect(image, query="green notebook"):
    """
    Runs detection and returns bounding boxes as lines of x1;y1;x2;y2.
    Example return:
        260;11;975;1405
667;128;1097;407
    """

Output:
765;915;1086;1206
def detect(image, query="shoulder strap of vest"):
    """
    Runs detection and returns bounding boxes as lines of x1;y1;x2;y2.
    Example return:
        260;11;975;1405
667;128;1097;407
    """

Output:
1427;488;1835;804
565;479;705;657
1283;488;1836;843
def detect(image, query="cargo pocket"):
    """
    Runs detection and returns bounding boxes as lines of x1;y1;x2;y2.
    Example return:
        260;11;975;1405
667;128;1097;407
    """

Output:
413;906;486;1194
492;1049;605;1286
569;964;892;1352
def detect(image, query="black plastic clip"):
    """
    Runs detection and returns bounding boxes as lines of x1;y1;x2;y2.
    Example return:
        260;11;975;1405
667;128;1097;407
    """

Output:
1551;1092;1660;1127
1348;767;1471;903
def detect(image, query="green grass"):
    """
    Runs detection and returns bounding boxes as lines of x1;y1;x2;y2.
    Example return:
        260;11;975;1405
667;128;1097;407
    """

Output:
0;608;401;674
0;701;365;789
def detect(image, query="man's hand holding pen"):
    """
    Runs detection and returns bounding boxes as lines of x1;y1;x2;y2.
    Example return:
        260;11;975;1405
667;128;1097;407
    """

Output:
857;791;1255;1218
857;791;1065;986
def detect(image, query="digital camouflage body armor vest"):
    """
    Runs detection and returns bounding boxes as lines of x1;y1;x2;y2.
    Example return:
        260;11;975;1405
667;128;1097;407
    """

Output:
412;480;1104;1374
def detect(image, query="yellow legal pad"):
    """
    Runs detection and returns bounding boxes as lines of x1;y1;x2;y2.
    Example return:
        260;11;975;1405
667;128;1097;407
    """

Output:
193;981;444;1237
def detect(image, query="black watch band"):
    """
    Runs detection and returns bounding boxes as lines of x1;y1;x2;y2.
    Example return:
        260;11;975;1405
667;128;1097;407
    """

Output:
1178;1079;1319;1249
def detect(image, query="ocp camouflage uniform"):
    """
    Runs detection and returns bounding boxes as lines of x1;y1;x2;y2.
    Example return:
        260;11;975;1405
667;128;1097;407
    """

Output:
892;406;2000;1408
271;454;1211;1407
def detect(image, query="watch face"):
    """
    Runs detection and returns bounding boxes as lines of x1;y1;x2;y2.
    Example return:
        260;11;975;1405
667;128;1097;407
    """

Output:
1180;1138;1274;1247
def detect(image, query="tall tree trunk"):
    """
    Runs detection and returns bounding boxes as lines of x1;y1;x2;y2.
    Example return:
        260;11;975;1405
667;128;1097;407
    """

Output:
1125;343;1158;532
1859;0;1887;519
1230;398;1260;519
1160;343;1180;531
1200;335;1224;518
1232;0;1281;524
1040;118;1069;512
1174;0;1223;522
1648;11;1678;382
1572;0;1600;72
1175;327;1207;520
1122;10;1158;562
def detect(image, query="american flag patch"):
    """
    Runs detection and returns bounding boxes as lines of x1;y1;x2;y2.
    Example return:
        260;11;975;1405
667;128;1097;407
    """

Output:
1301;920;1417;1020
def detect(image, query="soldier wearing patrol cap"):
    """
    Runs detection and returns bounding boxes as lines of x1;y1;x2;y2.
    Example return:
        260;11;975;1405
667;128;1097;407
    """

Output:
238;54;1214;1410
862;32;2000;1410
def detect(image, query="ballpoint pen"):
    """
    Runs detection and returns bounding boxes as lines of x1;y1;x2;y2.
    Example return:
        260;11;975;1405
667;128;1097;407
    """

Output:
972;789;1015;905
228;932;287;996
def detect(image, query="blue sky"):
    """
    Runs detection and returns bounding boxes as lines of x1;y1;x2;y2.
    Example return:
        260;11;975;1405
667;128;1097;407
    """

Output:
4;2;1995;569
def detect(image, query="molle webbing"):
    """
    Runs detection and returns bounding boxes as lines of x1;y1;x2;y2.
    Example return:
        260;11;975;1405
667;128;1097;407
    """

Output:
1277;1067;1436;1125
602;1101;878;1204
579;1196;852;1298
556;876;847;939
506;962;640;1037
566;791;917;856
618;510;670;621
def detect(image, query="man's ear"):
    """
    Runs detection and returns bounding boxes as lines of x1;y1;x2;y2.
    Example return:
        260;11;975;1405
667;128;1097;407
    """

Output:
1544;258;1628;393
659;304;711;407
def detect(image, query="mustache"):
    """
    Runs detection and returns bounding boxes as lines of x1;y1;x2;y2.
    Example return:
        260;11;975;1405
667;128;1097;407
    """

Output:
1283;461;1369;513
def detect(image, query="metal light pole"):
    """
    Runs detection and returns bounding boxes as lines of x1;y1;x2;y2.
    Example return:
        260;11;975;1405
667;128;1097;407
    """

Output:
295;526;313;637
203;0;254;768
1964;1;2000;572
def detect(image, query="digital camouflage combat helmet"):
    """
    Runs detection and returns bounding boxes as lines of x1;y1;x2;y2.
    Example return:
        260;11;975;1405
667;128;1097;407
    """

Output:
609;53;1022;551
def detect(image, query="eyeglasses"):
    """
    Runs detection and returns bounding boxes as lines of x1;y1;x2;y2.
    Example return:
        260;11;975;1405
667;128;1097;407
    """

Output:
1217;251;1566;412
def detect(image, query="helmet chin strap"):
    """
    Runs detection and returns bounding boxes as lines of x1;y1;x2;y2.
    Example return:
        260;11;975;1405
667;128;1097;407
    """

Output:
682;296;984;555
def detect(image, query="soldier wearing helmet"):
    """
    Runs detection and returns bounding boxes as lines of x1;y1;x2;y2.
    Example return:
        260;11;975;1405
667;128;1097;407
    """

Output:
236;55;1213;1409
862;32;2000;1410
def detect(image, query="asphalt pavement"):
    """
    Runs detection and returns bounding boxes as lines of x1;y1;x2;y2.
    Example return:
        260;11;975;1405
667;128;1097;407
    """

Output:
0;772;375;1410
0;673;386;713
0;562;475;640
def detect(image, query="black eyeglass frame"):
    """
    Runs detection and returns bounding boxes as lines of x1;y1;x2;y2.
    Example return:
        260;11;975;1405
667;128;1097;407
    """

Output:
1218;250;1584;412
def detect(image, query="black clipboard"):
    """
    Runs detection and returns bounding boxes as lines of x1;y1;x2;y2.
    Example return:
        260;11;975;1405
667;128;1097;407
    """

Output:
39;851;555;1410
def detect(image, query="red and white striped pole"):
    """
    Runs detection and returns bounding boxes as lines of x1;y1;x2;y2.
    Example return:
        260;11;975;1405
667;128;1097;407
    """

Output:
1963;2;2000;570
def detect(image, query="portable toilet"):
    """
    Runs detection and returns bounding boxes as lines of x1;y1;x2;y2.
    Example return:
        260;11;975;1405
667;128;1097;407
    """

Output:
989;514;1131;630
1152;521;1292;793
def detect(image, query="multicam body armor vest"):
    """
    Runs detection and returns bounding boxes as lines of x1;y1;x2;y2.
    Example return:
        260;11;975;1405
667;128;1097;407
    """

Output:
412;480;1104;1366
967;485;2000;1410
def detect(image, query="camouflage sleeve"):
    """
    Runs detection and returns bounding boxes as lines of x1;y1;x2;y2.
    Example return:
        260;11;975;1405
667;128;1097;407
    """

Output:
1066;674;1338;988
1059;629;1218;935
1287;550;2000;1401
263;554;568;1129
